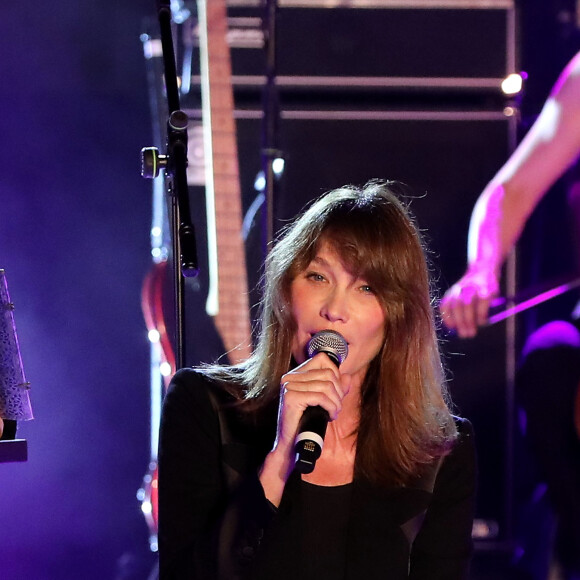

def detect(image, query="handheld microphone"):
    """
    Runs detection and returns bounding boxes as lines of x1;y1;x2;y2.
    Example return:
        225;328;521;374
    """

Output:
294;330;348;474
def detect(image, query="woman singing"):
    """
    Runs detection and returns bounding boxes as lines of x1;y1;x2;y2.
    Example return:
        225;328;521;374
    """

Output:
158;181;476;579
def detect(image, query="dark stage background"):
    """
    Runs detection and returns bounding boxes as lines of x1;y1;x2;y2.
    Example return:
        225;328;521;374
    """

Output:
1;1;579;579
0;2;156;579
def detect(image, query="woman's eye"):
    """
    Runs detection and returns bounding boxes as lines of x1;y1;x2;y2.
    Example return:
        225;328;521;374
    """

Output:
360;284;375;294
306;271;325;282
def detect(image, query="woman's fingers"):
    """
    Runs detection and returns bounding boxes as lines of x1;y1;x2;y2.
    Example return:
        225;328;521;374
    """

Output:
274;353;349;449
281;382;342;420
281;354;346;413
284;352;341;382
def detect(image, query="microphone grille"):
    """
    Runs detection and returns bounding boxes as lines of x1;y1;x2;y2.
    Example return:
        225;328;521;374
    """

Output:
307;330;349;365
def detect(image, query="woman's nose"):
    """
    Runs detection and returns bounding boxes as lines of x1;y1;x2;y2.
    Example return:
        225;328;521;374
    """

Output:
320;289;349;323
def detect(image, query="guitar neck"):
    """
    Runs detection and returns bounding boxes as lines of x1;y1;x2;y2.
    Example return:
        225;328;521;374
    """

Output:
198;0;252;364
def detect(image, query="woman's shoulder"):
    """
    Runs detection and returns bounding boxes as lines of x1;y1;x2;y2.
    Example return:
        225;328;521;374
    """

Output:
435;415;477;488
163;367;243;424
452;415;474;438
168;366;240;399
446;415;476;462
165;367;276;457
171;366;213;386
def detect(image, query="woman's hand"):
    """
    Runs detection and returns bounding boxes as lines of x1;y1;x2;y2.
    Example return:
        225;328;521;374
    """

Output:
276;353;350;450
259;353;351;505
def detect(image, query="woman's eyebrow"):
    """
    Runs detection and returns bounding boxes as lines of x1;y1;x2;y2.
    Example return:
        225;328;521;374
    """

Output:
310;254;330;267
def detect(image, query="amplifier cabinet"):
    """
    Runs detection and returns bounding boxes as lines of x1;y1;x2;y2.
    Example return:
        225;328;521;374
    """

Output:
186;0;517;92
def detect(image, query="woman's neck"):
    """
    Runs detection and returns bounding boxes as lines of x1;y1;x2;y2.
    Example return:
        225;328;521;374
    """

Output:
301;384;360;486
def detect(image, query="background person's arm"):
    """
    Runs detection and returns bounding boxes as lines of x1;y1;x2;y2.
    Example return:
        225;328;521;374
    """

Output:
441;52;580;337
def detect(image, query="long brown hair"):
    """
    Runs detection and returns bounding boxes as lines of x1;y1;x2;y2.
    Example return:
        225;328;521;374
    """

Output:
205;181;457;486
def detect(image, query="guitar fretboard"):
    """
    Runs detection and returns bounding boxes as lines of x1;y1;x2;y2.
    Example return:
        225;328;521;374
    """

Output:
198;0;252;364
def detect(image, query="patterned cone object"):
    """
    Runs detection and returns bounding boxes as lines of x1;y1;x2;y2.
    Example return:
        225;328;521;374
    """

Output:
0;270;33;421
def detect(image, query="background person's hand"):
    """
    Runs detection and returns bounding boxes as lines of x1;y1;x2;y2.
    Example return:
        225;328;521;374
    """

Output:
440;267;500;338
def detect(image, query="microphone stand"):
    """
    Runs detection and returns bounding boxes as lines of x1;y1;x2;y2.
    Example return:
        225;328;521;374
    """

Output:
260;0;282;253
142;0;199;369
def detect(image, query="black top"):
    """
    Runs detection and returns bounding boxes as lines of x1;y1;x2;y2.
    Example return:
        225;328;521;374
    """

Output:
252;481;353;580
300;482;352;579
157;368;477;580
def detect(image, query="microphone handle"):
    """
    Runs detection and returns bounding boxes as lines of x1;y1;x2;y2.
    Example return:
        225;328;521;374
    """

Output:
294;406;329;474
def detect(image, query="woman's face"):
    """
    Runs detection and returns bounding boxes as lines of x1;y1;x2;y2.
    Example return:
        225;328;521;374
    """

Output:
290;240;386;386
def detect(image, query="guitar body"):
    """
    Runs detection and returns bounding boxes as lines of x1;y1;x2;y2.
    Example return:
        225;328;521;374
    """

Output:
140;261;174;535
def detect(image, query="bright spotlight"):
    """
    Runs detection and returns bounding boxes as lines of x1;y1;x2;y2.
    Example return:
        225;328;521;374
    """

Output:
160;362;172;377
141;500;152;515
272;157;285;175
501;73;524;96
254;171;266;192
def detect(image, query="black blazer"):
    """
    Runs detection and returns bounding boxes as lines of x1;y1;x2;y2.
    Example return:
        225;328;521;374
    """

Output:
158;369;477;580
